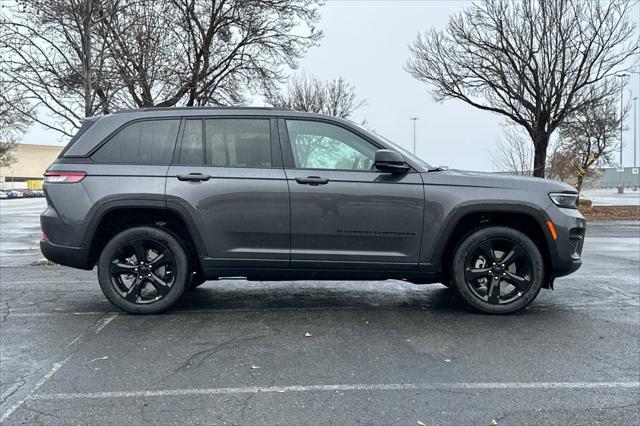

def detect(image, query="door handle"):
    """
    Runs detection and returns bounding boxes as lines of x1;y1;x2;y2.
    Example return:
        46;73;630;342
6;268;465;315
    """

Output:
295;176;329;186
177;173;210;182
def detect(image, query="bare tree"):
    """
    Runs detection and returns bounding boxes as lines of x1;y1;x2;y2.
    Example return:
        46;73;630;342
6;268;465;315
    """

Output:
100;0;322;108
0;78;32;166
556;81;627;192
1;0;322;136
1;0;119;136
406;0;638;178
492;126;533;175
266;74;365;119
266;74;366;167
546;143;578;184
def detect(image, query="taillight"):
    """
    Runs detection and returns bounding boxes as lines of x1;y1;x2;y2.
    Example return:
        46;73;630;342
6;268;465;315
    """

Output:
44;171;87;183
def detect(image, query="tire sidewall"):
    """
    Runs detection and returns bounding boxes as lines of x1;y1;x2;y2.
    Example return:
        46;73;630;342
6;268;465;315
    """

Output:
98;226;190;314
452;226;544;314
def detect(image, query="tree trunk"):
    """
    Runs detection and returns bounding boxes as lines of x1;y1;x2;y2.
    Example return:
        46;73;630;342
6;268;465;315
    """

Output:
532;132;550;178
83;0;93;117
576;173;584;192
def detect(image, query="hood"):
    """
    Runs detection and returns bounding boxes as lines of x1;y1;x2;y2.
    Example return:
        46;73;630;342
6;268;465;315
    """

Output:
422;169;577;193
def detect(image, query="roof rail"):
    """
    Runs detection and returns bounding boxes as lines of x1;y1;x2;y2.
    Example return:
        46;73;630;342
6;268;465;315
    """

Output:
113;106;293;114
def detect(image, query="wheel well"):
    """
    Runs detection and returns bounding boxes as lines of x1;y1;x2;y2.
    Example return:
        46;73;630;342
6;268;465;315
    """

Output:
441;211;552;288
87;208;201;273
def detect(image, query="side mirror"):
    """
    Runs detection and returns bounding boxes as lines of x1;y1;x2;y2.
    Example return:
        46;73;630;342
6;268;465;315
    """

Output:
374;149;410;173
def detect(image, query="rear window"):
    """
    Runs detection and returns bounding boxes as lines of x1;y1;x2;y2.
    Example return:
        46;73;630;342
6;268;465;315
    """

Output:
177;118;272;168
92;119;180;165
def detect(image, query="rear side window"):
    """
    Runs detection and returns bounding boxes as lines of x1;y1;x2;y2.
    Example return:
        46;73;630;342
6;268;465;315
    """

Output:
92;119;180;165
177;118;272;168
205;119;271;167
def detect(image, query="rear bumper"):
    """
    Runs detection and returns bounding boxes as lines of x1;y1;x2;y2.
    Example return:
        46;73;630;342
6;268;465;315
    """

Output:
40;239;93;270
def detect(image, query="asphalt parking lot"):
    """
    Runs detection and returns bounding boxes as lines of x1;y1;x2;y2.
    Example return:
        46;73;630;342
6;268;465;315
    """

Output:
1;198;639;425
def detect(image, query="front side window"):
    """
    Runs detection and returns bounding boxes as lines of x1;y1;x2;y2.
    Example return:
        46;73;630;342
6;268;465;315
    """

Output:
92;119;179;165
286;120;376;170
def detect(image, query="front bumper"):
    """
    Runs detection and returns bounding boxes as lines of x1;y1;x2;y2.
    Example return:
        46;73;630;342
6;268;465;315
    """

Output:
40;239;93;270
547;206;586;278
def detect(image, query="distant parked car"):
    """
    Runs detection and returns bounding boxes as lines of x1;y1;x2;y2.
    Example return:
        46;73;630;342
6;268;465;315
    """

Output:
6;190;23;198
32;189;45;197
0;191;7;200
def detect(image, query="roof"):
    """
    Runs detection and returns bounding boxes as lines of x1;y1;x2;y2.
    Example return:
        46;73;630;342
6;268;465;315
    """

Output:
113;106;293;114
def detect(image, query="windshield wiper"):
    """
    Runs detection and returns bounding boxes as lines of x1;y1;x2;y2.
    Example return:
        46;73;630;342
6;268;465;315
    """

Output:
427;167;446;172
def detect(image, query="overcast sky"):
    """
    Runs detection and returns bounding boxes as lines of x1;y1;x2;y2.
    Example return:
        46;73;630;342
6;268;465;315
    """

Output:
21;0;640;172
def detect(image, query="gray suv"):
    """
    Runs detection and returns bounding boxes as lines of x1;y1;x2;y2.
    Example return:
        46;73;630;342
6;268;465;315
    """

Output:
40;107;585;315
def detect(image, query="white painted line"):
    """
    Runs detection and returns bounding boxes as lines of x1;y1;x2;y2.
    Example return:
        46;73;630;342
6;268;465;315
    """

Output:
94;313;118;334
0;312;119;423
63;335;83;350
4;312;115;317
0;358;68;423
5;280;96;285
2;304;639;318
33;381;640;401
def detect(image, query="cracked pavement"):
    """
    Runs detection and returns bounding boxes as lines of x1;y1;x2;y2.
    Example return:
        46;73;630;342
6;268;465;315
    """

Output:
0;199;639;425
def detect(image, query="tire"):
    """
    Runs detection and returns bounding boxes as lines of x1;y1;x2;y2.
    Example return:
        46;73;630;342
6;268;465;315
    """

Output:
450;226;544;314
97;226;190;314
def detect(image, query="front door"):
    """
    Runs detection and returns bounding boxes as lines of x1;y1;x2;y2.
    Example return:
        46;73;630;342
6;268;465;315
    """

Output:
166;117;290;269
280;118;424;270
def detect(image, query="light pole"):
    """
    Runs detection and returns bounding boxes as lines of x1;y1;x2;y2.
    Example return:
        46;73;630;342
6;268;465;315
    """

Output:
615;74;629;193
634;97;638;191
410;117;419;155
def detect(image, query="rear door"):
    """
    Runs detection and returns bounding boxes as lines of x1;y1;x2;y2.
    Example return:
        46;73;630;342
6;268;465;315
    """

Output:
280;118;425;270
166;117;290;269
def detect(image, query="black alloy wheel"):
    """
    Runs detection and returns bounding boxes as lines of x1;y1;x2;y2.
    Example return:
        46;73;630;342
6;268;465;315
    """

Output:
451;226;544;314
98;227;190;314
109;238;176;304
463;238;533;305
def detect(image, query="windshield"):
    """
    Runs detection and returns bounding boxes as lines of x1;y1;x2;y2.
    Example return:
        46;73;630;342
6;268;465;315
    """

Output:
352;122;433;170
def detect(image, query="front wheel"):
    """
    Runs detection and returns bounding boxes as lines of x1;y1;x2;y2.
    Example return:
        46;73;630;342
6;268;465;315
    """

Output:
97;227;190;314
451;226;544;314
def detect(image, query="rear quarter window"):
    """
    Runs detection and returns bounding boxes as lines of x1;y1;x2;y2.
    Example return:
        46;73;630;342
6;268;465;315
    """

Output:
59;119;96;157
91;119;180;165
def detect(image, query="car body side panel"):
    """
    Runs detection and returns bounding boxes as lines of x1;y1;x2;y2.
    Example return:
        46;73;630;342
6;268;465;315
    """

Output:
419;171;585;278
43;163;169;248
166;166;290;268
419;185;552;265
285;169;425;269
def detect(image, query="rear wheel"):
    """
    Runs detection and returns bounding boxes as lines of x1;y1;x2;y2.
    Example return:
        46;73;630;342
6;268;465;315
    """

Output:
97;227;189;314
451;226;544;314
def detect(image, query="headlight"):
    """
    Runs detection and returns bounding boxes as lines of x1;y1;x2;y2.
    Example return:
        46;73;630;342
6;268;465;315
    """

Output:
549;192;579;209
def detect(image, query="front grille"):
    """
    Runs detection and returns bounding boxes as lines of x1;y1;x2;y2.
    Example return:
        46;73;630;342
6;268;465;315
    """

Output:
569;228;585;259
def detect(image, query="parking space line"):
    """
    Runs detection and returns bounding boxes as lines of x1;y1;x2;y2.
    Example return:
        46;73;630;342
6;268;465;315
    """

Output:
32;381;640;401
93;313;118;334
0;358;68;423
0;312;119;423
6;280;96;284
2;303;639;318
